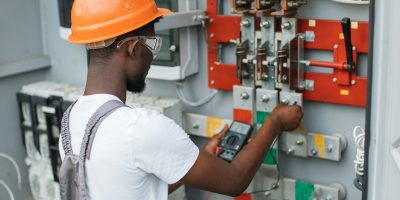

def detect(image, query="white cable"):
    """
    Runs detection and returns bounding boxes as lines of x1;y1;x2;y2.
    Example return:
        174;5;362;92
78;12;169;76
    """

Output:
331;0;369;5
0;180;15;200
0;153;22;190
176;85;219;107
353;126;365;176
175;18;219;107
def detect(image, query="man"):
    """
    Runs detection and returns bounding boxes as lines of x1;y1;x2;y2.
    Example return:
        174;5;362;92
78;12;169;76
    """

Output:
60;0;303;199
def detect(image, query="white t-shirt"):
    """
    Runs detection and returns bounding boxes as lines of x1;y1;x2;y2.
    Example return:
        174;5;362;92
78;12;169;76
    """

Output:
59;94;199;200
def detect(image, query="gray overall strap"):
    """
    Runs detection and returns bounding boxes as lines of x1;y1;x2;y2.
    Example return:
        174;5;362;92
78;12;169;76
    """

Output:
85;103;126;160
60;101;77;155
78;100;126;200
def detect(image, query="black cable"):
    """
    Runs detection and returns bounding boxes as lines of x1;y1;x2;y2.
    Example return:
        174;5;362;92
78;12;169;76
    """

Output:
250;135;281;194
361;0;375;199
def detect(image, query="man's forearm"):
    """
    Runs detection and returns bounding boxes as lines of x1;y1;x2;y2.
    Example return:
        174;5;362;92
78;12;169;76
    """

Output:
168;180;184;194
230;116;281;191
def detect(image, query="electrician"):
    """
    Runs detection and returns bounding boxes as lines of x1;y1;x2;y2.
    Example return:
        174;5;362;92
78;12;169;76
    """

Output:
59;0;303;199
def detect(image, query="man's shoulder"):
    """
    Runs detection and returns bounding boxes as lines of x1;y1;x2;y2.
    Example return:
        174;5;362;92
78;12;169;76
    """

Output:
115;106;184;141
116;106;174;127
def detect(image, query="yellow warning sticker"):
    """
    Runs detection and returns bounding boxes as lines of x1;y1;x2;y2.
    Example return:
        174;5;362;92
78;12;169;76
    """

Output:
206;117;223;138
351;21;359;29
314;134;325;158
339;33;344;40
340;90;350;96
308;20;316;27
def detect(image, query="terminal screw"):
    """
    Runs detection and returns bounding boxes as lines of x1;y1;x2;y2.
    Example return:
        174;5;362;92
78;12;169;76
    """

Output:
260;21;271;28
288;1;307;7
311;148;318;156
282;75;288;82
327;145;334;153
240;92;250;100
281;98;290;105
240;19;250;27
169;45;177;52
282;22;292;30
296;139;304;145
287;148;295;154
261;95;270;103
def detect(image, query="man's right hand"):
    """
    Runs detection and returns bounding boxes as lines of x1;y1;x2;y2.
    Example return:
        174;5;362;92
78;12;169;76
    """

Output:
181;103;304;197
269;104;303;132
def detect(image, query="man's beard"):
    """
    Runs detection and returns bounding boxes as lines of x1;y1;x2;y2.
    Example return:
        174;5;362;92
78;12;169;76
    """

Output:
127;73;146;93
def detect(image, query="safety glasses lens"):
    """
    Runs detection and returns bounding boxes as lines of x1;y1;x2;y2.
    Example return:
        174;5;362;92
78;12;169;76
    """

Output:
142;37;162;59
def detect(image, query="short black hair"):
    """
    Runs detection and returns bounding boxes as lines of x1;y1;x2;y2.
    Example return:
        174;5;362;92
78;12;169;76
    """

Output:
88;18;160;62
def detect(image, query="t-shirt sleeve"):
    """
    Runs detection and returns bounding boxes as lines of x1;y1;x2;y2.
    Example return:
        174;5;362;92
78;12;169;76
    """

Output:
132;112;199;184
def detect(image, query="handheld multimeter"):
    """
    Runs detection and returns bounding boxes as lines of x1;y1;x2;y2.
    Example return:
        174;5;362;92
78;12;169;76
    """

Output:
218;121;253;162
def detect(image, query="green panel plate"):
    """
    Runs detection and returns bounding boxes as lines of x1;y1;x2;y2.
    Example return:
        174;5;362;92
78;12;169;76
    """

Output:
263;148;277;165
257;111;270;125
295;181;315;200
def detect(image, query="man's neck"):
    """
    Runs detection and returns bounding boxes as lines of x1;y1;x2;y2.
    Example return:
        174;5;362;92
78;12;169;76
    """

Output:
84;61;127;103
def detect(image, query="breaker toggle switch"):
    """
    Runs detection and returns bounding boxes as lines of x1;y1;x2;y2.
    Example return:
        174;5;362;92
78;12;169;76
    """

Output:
341;17;355;73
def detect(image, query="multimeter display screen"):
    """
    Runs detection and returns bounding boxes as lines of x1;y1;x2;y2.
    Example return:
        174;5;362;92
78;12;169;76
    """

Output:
230;122;251;135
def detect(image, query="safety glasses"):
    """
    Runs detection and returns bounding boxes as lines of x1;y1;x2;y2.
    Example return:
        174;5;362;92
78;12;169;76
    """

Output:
116;36;162;59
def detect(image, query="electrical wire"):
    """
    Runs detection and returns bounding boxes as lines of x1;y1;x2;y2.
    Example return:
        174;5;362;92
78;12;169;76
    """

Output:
0;153;22;190
0;180;15;200
176;85;219;107
353;126;365;176
250;135;281;195
331;0;369;4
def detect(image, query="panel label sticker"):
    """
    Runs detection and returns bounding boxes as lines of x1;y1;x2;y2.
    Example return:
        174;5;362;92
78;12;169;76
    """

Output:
206;117;223;137
314;134;325;158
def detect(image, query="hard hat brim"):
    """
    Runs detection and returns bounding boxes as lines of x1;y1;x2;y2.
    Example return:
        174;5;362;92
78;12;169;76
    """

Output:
157;8;172;18
68;8;172;44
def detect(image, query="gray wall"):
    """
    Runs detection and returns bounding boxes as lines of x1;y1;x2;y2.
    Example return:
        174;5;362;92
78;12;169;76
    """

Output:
0;0;44;63
0;70;49;200
0;0;49;200
0;0;371;199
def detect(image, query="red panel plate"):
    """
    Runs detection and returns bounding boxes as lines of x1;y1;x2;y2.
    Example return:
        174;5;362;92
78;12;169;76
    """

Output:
234;193;252;200
207;0;241;90
298;19;369;53
303;72;367;107
234;109;253;124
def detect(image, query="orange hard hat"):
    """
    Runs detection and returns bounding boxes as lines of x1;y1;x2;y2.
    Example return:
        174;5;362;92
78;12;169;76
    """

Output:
68;0;171;44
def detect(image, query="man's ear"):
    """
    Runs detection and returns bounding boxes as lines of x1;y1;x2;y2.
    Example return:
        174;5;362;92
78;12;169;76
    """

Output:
127;40;140;57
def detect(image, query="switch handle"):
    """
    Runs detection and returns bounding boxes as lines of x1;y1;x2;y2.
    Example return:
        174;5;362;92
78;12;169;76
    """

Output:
341;17;355;72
